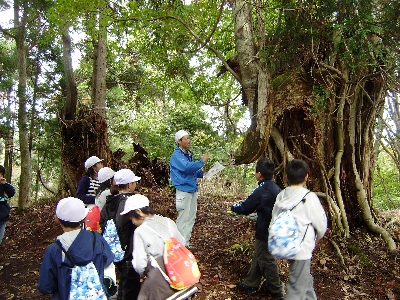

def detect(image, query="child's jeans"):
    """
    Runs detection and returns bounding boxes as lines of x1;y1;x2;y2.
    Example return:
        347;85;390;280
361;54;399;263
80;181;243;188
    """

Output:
0;220;7;244
285;259;317;299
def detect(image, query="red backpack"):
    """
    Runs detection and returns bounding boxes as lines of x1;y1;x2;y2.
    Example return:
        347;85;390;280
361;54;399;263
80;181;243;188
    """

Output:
84;205;101;231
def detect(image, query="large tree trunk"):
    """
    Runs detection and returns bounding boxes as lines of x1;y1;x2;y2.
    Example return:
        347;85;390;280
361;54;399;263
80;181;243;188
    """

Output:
59;108;112;197
15;3;31;210
59;12;110;196
231;0;273;164
229;0;396;251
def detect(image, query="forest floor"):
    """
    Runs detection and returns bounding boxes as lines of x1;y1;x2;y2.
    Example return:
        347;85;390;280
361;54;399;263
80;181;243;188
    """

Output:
0;186;399;300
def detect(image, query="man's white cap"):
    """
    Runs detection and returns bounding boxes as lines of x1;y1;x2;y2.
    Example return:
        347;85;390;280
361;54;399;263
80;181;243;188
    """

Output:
174;130;189;143
56;197;87;222
85;156;104;169
97;167;115;183
120;194;150;215
114;169;141;185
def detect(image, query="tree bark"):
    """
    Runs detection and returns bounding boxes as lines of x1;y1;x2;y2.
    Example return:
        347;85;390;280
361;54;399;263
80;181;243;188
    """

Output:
62;26;78;121
15;3;31;210
226;0;396;251
231;0;273;164
92;12;107;118
3;91;14;183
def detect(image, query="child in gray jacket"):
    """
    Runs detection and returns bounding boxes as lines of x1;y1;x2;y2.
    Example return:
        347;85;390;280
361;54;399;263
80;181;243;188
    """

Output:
271;159;327;300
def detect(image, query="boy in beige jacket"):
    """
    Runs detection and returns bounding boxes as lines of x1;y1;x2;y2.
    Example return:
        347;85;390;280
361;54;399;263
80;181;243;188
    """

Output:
271;159;327;299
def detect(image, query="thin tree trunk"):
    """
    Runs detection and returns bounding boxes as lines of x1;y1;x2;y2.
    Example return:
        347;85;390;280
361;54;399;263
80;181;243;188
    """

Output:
62;26;78;121
15;3;31;210
92;11;107;118
4;90;14;183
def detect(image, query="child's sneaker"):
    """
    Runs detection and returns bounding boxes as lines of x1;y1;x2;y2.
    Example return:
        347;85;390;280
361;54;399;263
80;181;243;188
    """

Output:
238;282;257;295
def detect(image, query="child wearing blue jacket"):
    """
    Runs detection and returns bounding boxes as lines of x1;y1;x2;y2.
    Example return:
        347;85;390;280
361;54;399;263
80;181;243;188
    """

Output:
231;159;284;299
0;165;15;245
38;197;114;300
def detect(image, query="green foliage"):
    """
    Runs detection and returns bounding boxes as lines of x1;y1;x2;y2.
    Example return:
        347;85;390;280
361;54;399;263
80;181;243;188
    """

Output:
372;151;400;210
0;38;16;91
348;245;370;265
228;242;253;255
309;84;329;118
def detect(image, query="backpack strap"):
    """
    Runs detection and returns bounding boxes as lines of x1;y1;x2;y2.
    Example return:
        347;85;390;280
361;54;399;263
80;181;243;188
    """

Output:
142;220;173;284
56;231;96;265
144;217;173;238
149;255;172;284
291;191;311;245
289;191;310;211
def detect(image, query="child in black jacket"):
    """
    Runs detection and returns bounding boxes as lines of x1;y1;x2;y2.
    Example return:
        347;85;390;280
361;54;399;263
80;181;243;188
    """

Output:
0;165;15;246
231;159;284;299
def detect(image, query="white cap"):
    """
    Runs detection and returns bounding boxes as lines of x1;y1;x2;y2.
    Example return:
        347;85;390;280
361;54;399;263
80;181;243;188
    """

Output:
97;167;115;183
120;194;150;215
56;197;87;222
174;130;189;143
85;156;104;169
114;169;141;185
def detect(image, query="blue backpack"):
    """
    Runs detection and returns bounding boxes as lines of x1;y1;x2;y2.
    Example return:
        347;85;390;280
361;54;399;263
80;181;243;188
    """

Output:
268;192;310;259
56;232;107;300
103;219;124;262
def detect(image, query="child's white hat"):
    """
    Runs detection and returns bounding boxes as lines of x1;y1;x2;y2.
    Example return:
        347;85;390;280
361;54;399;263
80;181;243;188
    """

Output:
120;194;150;215
114;169;141;185
56;197;87;222
98;167;115;183
85;156;104;169
174;130;189;143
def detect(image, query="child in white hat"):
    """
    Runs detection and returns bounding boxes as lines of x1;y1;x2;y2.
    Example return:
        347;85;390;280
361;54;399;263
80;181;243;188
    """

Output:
101;168;142;299
96;167;116;210
38;197;114;299
76;156;104;206
120;194;198;300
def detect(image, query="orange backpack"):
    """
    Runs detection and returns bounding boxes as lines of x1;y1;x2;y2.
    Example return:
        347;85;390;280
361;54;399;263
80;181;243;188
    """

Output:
146;219;201;290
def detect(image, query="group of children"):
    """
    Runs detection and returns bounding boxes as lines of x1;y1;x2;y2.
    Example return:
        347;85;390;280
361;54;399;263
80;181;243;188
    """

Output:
38;156;195;300
231;158;327;299
34;152;326;300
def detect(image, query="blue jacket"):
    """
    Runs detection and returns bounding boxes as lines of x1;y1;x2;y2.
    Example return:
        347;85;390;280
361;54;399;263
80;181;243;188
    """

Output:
0;181;15;222
37;230;114;300
169;146;204;193
76;175;96;205
231;180;281;241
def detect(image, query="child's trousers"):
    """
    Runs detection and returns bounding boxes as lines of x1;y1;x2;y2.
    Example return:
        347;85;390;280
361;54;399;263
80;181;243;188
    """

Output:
243;239;284;298
285;259;317;300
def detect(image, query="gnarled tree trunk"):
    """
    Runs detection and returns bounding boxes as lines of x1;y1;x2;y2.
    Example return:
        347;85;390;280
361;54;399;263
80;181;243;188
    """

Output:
228;0;396;251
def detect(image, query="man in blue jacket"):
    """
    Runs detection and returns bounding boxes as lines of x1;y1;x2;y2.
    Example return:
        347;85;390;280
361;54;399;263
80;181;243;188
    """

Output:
169;130;209;249
231;158;284;299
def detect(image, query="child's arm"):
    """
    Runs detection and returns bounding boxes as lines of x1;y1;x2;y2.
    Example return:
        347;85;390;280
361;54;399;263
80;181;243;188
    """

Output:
0;177;15;198
76;176;95;204
37;244;59;295
309;193;328;239
132;231;148;276
231;189;262;215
